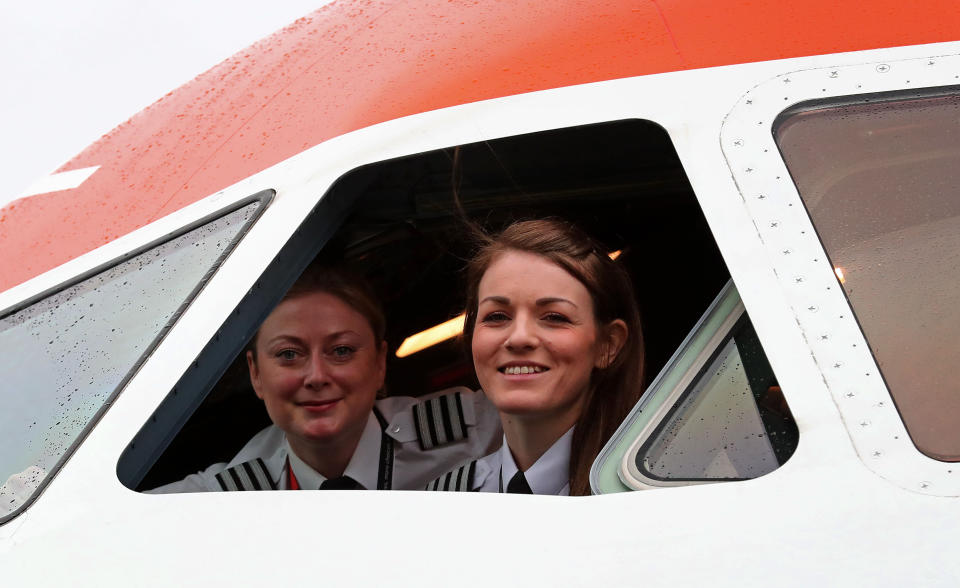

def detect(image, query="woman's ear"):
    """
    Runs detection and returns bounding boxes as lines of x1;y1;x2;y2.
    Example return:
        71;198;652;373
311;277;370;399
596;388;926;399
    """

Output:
247;350;264;400
595;319;628;369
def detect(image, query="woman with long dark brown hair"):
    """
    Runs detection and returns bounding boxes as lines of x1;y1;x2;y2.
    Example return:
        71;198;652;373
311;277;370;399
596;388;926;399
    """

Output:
428;218;645;495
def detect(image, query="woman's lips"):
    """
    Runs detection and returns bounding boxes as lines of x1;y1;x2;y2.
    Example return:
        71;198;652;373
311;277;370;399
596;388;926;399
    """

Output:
299;398;341;413
498;363;549;377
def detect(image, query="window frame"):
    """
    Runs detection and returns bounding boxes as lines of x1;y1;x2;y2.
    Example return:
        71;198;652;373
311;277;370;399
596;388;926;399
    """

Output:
622;285;752;489
118;172;372;489
720;52;960;496
122;118;740;493
591;281;796;493
0;190;271;524
774;86;960;462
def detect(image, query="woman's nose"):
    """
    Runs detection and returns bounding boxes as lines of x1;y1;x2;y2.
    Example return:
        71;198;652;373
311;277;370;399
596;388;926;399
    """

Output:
303;352;330;387
504;316;538;350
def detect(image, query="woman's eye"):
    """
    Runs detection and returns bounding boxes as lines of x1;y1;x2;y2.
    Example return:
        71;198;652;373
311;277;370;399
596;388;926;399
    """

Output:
331;345;355;359
480;311;510;323
543;312;571;324
276;349;299;361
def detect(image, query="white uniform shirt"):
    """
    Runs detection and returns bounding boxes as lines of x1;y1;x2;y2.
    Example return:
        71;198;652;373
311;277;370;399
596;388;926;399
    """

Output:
286;412;382;489
471;427;574;495
148;387;500;493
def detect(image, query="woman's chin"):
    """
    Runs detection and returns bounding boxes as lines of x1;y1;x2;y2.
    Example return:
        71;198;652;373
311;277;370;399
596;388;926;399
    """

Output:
292;419;345;444
492;393;585;426
494;399;556;418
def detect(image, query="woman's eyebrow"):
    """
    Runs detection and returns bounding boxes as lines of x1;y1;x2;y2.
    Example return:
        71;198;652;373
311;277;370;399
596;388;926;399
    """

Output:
264;330;361;346
263;334;304;347
327;329;362;340
479;295;510;305
537;297;577;308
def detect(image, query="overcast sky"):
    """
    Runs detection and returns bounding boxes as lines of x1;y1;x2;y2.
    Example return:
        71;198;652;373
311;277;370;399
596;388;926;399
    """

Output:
0;1;330;208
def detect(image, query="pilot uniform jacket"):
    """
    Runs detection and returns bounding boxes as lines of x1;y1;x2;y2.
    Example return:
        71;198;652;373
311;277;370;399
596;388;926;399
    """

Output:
426;427;574;495
148;387;501;493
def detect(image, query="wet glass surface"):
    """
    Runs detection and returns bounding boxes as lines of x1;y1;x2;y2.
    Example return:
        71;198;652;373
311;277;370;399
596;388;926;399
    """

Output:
776;92;960;460
638;318;797;481
0;202;259;518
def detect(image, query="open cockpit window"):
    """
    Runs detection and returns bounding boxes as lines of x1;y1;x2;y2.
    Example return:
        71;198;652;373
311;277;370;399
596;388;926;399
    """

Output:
592;282;798;493
123;119;792;495
0;194;268;522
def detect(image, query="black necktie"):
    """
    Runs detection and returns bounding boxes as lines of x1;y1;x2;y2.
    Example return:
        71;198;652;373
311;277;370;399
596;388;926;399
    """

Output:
320;476;366;490
506;470;533;494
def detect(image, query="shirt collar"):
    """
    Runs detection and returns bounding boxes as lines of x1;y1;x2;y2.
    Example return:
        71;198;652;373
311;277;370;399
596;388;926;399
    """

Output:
285;413;382;490
499;427;574;496
498;438;519;491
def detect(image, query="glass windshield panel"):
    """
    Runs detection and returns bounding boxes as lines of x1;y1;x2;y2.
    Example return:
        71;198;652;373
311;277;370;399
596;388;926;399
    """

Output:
638;317;796;481
592;282;798;494
776;91;960;461
0;201;261;519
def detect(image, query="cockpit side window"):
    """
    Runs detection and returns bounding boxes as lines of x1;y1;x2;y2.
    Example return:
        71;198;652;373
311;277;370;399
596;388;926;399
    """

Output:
0;194;267;522
775;89;960;462
593;282;798;493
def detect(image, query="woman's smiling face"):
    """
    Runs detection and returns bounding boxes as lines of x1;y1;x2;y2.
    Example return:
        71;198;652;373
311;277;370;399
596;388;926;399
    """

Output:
472;250;608;428
247;291;385;451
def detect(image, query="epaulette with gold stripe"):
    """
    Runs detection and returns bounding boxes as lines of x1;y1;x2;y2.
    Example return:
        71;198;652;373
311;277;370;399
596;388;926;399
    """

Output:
215;458;277;491
424;460;476;492
412;390;469;450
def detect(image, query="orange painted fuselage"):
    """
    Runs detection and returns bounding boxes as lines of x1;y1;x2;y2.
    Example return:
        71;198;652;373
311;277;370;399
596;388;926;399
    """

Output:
2;0;959;292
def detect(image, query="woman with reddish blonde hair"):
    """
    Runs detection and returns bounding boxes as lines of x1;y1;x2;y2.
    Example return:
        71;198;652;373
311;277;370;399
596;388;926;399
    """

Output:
151;264;501;493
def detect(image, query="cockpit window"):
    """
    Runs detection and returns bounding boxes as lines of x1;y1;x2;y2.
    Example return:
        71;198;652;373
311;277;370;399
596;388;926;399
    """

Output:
775;89;960;461
0;195;266;521
592;282;798;493
128;119;739;494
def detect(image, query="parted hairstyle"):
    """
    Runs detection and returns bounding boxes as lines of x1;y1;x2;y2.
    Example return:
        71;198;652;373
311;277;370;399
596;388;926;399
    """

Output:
248;263;387;358
462;218;645;496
